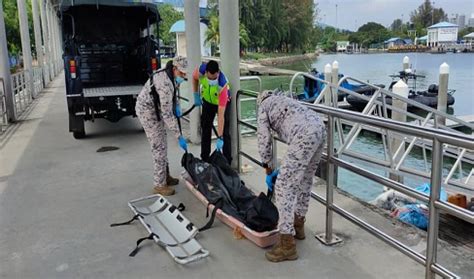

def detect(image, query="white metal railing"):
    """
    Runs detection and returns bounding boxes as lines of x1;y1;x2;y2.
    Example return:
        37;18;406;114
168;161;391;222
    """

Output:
236;87;473;279
11;71;32;116
289;71;474;195
33;66;44;96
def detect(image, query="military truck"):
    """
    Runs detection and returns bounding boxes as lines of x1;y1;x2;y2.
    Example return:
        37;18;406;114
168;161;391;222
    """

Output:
60;0;161;138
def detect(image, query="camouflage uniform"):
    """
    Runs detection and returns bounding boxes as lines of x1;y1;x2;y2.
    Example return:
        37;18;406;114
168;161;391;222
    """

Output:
135;70;181;187
257;93;326;235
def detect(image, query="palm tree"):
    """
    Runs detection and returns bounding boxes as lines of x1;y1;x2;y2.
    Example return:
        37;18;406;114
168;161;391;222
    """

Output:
205;16;220;56
205;15;250;56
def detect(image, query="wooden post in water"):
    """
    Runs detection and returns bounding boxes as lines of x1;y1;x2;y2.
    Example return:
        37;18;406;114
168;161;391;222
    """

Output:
390;73;409;183
436;63;449;127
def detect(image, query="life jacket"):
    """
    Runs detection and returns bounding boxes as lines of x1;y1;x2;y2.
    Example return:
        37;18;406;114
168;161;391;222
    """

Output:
199;75;230;105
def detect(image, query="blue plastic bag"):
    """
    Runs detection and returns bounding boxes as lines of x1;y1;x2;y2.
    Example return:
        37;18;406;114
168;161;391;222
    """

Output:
415;183;447;202
398;204;428;230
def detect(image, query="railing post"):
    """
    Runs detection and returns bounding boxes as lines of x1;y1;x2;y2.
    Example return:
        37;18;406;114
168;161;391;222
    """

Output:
389;76;409;183
436;63;449;127
315;76;343;245
331;61;339;107
425;138;443;279
323;63;332;106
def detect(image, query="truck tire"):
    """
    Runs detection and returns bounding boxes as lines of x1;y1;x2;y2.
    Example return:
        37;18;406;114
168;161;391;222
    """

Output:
69;114;86;139
73;130;86;139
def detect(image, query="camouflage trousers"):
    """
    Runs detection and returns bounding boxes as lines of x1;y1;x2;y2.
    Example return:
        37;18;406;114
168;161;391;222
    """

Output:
274;124;325;235
136;101;168;187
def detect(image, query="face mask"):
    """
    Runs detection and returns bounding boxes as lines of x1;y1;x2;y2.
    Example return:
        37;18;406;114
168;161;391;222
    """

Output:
175;76;185;85
207;78;218;86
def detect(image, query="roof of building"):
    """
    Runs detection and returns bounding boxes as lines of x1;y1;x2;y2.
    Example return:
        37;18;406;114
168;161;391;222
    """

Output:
464;32;474;38
384;37;403;43
418;35;428;41
170;19;207;33
428;21;459;29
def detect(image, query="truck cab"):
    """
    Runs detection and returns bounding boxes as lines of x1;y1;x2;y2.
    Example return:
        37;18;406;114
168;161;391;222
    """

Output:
60;0;161;138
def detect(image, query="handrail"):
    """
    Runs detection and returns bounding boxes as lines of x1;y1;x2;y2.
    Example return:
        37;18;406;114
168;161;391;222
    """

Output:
236;87;472;279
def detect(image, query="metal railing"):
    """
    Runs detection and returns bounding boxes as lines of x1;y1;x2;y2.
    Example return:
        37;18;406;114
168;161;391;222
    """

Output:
289;72;474;195
0;78;7;132
236;88;474;279
33;66;45;96
11;71;32;116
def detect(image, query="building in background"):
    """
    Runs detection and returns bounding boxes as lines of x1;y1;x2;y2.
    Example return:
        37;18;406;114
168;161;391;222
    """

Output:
468;16;474;28
427;22;459;47
458;14;466;29
170;20;212;57
336;41;350;52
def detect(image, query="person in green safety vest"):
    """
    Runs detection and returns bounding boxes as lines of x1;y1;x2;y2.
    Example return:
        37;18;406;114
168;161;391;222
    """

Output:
192;60;232;164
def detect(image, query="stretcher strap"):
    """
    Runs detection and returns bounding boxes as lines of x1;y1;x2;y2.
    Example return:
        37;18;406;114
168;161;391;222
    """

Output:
110;214;141;227
129;233;158;257
199;199;223;232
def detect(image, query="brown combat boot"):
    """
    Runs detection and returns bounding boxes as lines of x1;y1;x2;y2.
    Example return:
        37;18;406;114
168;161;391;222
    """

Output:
153;185;175;196
166;165;179;186
265;234;298;262
294;215;306;240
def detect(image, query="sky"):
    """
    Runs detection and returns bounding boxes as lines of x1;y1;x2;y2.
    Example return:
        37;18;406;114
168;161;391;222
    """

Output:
316;0;474;31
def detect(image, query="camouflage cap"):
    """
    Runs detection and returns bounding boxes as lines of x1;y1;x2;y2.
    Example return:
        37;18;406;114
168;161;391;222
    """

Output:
172;56;188;73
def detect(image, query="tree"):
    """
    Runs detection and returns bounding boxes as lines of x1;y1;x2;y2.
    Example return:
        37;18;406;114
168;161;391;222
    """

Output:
204;15;251;56
350;22;391;48
204;15;220;55
410;0;447;28
390;19;403;32
157;4;184;46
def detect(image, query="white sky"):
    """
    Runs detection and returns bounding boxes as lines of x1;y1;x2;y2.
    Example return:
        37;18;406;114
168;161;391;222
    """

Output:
316;0;474;30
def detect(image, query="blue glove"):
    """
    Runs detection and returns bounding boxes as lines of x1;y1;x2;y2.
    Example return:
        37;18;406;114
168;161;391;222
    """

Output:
193;92;202;107
178;136;188;151
265;169;279;191
216;137;224;151
175;104;182;118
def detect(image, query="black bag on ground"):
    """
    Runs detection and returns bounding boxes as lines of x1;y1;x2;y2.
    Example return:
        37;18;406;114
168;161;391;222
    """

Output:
182;151;278;232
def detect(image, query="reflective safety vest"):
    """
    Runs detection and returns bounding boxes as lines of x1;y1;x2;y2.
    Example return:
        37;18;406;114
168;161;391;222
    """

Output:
199;76;220;105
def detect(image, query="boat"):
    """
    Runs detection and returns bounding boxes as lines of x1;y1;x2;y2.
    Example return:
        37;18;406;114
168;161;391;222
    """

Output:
297;69;384;103
346;70;455;111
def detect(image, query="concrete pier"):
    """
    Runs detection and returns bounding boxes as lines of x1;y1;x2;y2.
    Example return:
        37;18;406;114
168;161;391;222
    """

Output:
1;75;472;278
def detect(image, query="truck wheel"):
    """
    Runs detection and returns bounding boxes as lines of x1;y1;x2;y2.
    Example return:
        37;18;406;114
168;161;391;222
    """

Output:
69;114;86;139
73;130;86;139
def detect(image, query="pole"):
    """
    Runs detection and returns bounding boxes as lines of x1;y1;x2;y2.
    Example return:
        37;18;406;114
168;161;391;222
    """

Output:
436;63;449;127
324;63;332;106
184;0;202;144
331;61;339;107
0;0;16;121
219;0;240;169
32;0;45;90
390;78;409;183
17;0;34;100
39;0;50;83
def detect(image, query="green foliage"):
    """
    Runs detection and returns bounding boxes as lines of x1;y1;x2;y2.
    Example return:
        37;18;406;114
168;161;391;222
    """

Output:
157;4;184;46
239;0;315;52
348;22;391;48
3;0;38;57
410;0;447;28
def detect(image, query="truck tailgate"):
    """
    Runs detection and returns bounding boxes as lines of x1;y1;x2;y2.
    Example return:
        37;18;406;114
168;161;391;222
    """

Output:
83;85;142;97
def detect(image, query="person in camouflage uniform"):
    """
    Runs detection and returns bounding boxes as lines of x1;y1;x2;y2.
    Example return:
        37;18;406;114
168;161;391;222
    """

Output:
257;90;326;262
135;56;189;196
